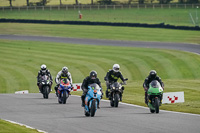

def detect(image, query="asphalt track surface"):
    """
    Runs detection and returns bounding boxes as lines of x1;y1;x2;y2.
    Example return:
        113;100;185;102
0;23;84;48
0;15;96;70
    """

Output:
0;35;200;133
0;35;200;54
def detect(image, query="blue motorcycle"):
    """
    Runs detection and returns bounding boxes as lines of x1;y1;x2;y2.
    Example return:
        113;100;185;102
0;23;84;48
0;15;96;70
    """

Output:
84;83;102;117
57;79;72;104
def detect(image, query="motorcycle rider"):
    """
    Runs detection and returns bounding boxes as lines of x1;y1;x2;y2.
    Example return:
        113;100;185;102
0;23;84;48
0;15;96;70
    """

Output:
81;70;103;108
143;70;164;104
37;64;53;92
54;66;73;96
104;64;126;99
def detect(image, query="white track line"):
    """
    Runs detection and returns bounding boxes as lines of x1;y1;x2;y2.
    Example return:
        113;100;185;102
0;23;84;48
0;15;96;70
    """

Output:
72;95;200;117
3;119;47;133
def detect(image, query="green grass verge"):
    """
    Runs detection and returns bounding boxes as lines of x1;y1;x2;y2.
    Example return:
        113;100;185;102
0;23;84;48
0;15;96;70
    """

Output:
0;39;200;114
0;119;39;133
0;23;200;44
0;8;199;26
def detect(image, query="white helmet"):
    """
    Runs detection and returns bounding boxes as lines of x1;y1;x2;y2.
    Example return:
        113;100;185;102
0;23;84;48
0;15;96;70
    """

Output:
41;64;46;73
62;66;68;74
113;64;120;72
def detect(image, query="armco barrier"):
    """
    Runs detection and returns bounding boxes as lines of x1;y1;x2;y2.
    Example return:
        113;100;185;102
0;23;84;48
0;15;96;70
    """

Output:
0;18;199;31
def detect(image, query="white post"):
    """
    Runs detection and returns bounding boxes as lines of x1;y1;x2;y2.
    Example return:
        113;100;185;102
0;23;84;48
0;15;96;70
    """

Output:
196;6;199;26
66;5;68;10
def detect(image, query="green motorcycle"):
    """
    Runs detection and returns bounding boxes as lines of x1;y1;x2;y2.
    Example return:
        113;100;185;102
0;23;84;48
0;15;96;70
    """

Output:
147;80;163;113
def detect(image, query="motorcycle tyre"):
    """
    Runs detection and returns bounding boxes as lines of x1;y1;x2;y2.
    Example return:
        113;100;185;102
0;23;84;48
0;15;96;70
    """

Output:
155;98;159;113
114;93;119;107
43;86;49;99
62;91;67;104
90;100;96;117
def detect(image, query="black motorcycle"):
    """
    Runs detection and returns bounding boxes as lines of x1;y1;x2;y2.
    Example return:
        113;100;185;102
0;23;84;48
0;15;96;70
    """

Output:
40;75;52;99
109;78;128;107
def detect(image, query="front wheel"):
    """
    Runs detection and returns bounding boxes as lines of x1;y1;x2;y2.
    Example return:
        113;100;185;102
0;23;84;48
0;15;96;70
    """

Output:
155;98;159;113
90;100;96;117
62;91;67;104
114;93;119;107
43;86;49;99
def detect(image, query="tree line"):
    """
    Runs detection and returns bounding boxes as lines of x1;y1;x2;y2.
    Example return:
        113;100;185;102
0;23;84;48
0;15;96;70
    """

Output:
7;0;200;7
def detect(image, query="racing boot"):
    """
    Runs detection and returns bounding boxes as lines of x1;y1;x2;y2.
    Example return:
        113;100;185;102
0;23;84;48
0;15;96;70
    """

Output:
81;95;85;107
145;92;148;105
106;90;109;98
54;86;58;97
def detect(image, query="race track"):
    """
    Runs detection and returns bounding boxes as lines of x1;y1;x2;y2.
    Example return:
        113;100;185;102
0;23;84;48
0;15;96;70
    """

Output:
0;94;200;133
0;35;200;133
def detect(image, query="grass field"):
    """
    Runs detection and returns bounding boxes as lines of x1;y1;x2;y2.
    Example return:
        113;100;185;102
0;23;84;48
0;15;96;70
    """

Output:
0;23;200;44
0;8;199;26
0;119;39;133
0;0;180;6
0;39;200;114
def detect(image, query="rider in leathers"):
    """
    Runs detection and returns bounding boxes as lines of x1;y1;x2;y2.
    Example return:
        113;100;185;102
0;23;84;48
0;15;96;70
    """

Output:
143;70;164;104
104;64;126;100
54;66;73;96
37;64;53;92
81;70;103;108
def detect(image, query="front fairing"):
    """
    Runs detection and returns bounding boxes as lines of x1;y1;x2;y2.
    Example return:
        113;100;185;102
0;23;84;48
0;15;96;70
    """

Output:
110;82;122;92
58;84;71;92
41;75;50;85
148;81;163;95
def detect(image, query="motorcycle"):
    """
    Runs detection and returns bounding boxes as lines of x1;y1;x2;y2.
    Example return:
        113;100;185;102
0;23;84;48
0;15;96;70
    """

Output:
84;83;102;117
57;79;72;104
109;78;128;107
40;75;52;99
147;80;164;113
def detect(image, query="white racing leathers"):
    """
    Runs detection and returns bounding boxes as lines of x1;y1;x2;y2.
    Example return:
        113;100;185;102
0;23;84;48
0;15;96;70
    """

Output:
55;71;73;85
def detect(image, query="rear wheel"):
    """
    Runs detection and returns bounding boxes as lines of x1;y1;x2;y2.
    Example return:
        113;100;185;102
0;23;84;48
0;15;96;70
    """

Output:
90;100;96;117
114;94;119;107
155;98;159;113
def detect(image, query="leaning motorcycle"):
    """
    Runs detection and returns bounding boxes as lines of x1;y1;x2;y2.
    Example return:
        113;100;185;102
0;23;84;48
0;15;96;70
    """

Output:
57;79;72;104
84;83;102;117
109;78;128;107
147;80;164;113
40;75;51;99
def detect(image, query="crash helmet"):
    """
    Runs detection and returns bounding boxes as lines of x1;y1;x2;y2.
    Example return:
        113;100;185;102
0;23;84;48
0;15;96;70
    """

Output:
113;64;120;72
41;64;47;73
62;66;68;74
90;70;97;80
149;70;157;79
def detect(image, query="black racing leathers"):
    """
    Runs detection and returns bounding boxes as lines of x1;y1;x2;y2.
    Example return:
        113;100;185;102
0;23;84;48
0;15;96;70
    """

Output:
37;70;53;91
143;75;163;89
81;76;102;106
104;70;125;83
